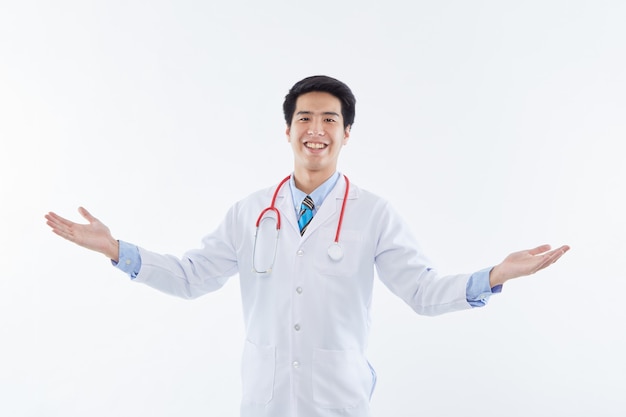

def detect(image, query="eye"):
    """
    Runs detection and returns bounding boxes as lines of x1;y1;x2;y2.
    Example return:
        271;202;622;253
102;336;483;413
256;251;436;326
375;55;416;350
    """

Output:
299;117;310;122
324;118;336;123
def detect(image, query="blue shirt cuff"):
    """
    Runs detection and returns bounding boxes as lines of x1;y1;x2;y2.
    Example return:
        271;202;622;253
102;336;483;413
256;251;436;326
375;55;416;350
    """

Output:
466;267;503;308
111;240;142;279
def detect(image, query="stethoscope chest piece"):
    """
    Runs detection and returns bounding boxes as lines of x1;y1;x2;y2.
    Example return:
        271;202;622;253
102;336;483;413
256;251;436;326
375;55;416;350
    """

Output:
327;243;344;261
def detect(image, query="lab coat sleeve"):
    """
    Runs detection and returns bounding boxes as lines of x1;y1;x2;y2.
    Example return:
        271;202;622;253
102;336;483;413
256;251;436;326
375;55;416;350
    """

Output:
132;206;240;299
373;201;472;316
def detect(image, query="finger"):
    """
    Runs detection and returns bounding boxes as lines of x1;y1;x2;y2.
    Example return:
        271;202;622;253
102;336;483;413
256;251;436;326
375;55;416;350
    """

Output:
547;245;570;265
45;212;76;229
78;206;97;223
534;255;557;273
50;227;75;241
46;217;78;241
535;245;570;272
45;211;67;224
528;244;552;256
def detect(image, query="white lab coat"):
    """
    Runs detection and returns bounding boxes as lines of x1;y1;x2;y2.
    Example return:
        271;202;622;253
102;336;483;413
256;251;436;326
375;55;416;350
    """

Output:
134;176;473;417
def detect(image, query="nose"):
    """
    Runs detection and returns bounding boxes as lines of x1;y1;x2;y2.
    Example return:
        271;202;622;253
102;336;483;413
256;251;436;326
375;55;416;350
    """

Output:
307;121;325;136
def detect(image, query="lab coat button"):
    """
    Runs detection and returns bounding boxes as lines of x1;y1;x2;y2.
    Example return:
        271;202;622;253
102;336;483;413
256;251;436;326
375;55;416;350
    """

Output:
125;259;131;265
294;324;301;331
292;361;300;368
297;250;304;256
296;287;303;294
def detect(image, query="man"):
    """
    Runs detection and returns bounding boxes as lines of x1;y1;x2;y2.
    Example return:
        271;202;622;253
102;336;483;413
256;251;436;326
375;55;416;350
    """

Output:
45;75;569;417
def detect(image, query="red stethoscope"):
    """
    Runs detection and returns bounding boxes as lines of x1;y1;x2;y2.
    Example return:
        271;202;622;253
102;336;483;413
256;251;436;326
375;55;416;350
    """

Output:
252;174;350;273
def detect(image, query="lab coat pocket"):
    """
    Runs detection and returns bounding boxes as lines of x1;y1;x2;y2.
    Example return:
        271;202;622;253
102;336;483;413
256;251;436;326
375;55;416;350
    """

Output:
241;340;276;405
312;348;371;409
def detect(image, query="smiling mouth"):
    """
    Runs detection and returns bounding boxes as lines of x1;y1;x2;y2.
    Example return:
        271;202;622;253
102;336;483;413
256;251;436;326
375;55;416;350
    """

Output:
305;142;327;149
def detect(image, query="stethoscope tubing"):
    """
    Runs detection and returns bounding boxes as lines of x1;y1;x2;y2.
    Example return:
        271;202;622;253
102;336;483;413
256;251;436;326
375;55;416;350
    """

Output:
252;174;350;273
255;175;291;229
255;174;349;242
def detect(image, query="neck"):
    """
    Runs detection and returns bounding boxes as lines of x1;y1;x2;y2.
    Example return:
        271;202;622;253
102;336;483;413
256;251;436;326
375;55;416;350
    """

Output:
293;169;336;194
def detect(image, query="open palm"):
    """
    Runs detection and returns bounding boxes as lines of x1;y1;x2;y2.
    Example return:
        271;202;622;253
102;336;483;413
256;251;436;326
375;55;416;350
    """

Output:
490;244;570;286
45;207;119;260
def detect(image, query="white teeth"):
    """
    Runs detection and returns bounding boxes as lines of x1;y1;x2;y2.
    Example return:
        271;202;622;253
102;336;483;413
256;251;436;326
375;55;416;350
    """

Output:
306;142;326;149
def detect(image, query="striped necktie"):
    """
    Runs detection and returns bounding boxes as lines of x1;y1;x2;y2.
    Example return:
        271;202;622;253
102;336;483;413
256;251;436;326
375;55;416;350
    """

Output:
298;195;314;236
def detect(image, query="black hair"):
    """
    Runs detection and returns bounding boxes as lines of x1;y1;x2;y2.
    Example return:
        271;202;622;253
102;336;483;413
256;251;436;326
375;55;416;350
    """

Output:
282;75;356;129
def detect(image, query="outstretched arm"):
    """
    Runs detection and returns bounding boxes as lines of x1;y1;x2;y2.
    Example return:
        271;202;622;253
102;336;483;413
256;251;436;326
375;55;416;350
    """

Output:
45;207;119;262
489;244;570;287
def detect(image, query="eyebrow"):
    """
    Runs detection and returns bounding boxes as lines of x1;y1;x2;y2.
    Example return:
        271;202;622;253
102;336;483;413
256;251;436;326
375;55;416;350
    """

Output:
296;110;342;118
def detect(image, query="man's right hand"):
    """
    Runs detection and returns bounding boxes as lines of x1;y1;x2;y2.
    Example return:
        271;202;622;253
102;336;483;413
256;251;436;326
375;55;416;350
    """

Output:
45;207;119;262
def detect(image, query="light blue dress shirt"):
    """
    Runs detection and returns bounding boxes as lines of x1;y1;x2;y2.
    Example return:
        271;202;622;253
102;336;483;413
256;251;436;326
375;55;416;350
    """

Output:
113;173;501;306
289;172;341;220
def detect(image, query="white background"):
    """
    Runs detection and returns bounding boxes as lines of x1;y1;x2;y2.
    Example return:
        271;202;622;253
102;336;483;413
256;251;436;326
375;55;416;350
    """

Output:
1;1;625;416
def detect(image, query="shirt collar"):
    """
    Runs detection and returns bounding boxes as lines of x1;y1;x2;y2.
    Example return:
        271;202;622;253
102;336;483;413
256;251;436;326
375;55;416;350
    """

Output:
289;171;341;216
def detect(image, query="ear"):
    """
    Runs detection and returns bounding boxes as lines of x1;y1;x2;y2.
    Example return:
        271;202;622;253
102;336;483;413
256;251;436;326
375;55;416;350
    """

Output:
342;125;351;145
285;125;291;142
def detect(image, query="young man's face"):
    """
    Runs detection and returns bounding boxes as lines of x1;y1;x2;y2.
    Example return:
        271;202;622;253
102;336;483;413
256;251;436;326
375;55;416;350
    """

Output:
286;91;351;178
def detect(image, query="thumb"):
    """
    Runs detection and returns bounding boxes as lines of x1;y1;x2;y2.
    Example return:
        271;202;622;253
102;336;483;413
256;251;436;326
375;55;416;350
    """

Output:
528;244;551;256
78;206;97;223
